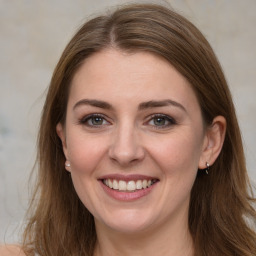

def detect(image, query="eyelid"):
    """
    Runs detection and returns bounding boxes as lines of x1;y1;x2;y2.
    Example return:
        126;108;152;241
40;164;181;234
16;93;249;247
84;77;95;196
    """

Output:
77;113;176;129
78;113;111;127
145;113;176;129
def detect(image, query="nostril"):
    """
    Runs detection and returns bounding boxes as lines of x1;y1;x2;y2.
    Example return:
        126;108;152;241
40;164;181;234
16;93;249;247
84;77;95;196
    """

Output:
108;128;146;166
108;145;145;166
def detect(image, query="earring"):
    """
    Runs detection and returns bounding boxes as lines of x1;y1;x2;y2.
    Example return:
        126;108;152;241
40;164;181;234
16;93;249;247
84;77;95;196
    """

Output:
65;161;71;168
205;162;210;175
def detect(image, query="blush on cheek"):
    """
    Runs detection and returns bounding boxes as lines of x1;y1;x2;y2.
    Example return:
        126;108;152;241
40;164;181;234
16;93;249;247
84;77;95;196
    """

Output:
69;154;95;175
68;140;105;171
154;138;200;180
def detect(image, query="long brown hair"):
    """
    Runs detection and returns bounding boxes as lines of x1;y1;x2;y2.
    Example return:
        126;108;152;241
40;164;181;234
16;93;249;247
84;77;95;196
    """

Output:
22;3;256;256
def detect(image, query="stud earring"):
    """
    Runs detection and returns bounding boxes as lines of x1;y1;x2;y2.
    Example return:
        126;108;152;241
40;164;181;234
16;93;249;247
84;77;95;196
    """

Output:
65;161;71;168
205;162;210;175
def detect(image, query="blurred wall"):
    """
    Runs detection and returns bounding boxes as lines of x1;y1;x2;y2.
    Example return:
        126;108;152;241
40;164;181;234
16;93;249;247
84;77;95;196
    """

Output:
0;0;255;243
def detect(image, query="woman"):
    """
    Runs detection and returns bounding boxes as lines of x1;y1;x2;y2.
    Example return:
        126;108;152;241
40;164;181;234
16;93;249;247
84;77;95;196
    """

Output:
1;3;256;256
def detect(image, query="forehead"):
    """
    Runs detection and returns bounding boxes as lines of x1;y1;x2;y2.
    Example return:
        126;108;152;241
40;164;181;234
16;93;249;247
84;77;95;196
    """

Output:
69;49;200;111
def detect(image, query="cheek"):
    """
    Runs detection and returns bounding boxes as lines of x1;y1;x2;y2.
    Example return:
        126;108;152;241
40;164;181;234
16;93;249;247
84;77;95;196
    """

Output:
66;133;108;176
65;134;108;215
148;130;203;176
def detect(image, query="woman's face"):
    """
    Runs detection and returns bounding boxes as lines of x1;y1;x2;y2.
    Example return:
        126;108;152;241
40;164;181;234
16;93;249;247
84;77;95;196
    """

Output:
57;49;209;234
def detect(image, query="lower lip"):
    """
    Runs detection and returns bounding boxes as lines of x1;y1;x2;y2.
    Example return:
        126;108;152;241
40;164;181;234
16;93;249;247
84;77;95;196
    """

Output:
99;181;157;201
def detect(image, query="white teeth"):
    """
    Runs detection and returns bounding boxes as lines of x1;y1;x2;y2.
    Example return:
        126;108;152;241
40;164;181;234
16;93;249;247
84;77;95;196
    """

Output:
103;178;156;191
119;180;126;191
142;180;148;189
108;179;113;188
113;179;119;190
136;180;142;189
127;181;136;191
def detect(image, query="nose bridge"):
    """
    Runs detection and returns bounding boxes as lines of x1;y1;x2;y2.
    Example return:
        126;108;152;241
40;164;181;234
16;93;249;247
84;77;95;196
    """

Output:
108;120;144;165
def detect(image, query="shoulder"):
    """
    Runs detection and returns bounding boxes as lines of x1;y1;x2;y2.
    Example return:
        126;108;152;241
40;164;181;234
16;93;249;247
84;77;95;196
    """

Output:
0;245;26;256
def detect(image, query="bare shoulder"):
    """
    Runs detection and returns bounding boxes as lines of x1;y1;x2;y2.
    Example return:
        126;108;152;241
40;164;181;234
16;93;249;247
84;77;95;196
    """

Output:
0;245;26;256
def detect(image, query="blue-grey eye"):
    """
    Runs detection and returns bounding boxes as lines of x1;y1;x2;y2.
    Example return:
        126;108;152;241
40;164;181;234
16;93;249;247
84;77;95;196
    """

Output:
148;115;175;128
153;117;167;126
90;116;104;125
80;114;109;126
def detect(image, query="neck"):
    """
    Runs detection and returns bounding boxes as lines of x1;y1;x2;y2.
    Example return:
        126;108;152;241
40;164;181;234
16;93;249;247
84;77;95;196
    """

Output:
93;213;194;256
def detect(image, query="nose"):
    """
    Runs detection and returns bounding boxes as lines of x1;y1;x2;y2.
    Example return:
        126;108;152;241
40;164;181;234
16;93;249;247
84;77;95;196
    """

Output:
108;123;145;166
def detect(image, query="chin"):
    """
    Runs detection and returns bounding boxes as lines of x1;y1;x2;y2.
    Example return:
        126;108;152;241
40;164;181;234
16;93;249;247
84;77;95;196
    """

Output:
95;209;156;234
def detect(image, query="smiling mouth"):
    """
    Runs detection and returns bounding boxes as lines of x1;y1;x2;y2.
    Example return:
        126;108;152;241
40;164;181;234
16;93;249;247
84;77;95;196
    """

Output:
102;179;159;192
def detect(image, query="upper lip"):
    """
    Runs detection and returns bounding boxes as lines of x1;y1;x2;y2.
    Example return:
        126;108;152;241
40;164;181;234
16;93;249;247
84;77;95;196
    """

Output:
98;174;159;182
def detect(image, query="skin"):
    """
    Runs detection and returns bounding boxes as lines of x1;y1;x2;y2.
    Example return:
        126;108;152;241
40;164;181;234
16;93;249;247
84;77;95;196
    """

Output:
0;245;25;256
56;49;226;256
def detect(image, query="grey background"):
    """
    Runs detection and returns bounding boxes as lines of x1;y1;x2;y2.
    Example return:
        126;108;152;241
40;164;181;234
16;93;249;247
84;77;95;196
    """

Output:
1;0;256;243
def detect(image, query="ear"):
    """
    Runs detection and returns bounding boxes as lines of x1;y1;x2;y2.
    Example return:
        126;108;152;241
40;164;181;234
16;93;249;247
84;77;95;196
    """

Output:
56;122;68;159
198;116;226;169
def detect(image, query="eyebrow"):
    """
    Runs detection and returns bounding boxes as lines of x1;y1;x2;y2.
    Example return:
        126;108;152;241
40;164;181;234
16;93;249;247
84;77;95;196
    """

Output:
73;99;113;111
73;99;186;112
138;99;187;112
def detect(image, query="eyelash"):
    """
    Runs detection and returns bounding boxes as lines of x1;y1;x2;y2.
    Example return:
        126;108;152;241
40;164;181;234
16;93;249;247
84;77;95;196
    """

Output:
78;113;176;129
78;114;110;127
145;114;176;129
